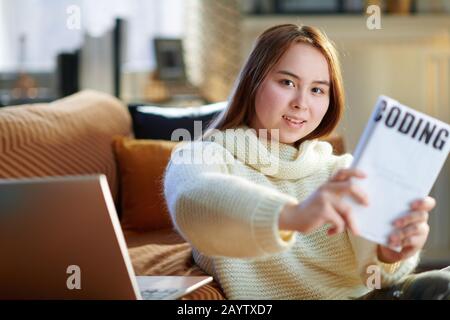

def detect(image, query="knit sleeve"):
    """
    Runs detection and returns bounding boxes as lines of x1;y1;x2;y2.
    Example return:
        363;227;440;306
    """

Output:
163;141;298;258
331;153;419;287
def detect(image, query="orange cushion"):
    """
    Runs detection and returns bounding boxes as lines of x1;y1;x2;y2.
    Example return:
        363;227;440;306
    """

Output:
114;137;178;231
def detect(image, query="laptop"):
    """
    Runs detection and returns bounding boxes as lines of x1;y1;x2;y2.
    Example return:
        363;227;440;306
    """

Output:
0;175;212;300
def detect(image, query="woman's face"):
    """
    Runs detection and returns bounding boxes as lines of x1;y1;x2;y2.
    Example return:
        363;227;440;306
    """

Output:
250;42;331;145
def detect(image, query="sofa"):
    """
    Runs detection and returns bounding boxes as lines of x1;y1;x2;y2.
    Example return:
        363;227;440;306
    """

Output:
0;90;345;300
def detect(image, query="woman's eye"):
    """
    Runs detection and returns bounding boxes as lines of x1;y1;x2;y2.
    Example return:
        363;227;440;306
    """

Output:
312;87;324;94
281;79;295;87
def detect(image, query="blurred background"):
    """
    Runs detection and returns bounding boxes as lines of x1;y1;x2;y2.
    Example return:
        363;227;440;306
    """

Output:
0;0;449;268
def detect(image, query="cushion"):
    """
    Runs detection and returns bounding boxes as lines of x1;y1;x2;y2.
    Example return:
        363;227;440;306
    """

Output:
113;136;177;231
129;101;226;140
0;90;132;203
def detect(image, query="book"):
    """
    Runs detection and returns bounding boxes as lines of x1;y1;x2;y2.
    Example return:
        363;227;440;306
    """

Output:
346;95;450;250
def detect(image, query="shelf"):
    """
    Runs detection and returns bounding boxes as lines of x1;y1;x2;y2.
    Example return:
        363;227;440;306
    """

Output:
240;14;450;57
242;14;450;42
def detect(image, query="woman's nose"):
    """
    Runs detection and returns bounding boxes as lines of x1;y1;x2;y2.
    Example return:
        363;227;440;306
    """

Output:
292;104;307;110
290;92;308;110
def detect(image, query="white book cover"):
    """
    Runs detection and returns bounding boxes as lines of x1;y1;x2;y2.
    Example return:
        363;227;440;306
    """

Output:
347;95;450;250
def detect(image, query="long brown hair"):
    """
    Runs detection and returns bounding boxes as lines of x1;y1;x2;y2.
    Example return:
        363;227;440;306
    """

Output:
205;24;345;144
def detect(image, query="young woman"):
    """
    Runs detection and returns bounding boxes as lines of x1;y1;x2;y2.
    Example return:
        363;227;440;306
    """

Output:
164;24;448;299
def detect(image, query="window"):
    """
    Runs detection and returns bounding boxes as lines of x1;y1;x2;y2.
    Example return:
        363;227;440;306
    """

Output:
0;0;185;72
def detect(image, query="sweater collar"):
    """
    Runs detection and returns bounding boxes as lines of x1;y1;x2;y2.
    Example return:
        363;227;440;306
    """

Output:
207;126;333;179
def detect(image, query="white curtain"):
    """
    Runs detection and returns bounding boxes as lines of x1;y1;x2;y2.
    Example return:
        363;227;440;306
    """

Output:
0;0;185;72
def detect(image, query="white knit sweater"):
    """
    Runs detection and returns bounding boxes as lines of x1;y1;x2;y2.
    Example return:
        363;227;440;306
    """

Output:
163;127;419;299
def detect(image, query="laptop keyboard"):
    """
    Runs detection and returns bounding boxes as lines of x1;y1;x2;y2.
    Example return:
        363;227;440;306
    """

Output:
140;288;184;300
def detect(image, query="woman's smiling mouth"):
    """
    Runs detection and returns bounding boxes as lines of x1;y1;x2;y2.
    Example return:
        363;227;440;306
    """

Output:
282;115;307;128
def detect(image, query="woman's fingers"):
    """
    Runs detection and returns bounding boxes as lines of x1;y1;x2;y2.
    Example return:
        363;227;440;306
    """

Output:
331;168;366;182
324;180;369;206
389;222;429;246
393;211;429;228
324;195;359;236
325;204;346;236
390;211;429;247
331;197;360;236
388;197;433;247
402;233;427;248
320;169;367;237
326;215;346;235
410;196;436;212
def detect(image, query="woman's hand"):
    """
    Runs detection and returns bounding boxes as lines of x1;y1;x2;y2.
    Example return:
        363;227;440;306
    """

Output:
377;196;435;264
279;168;369;235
